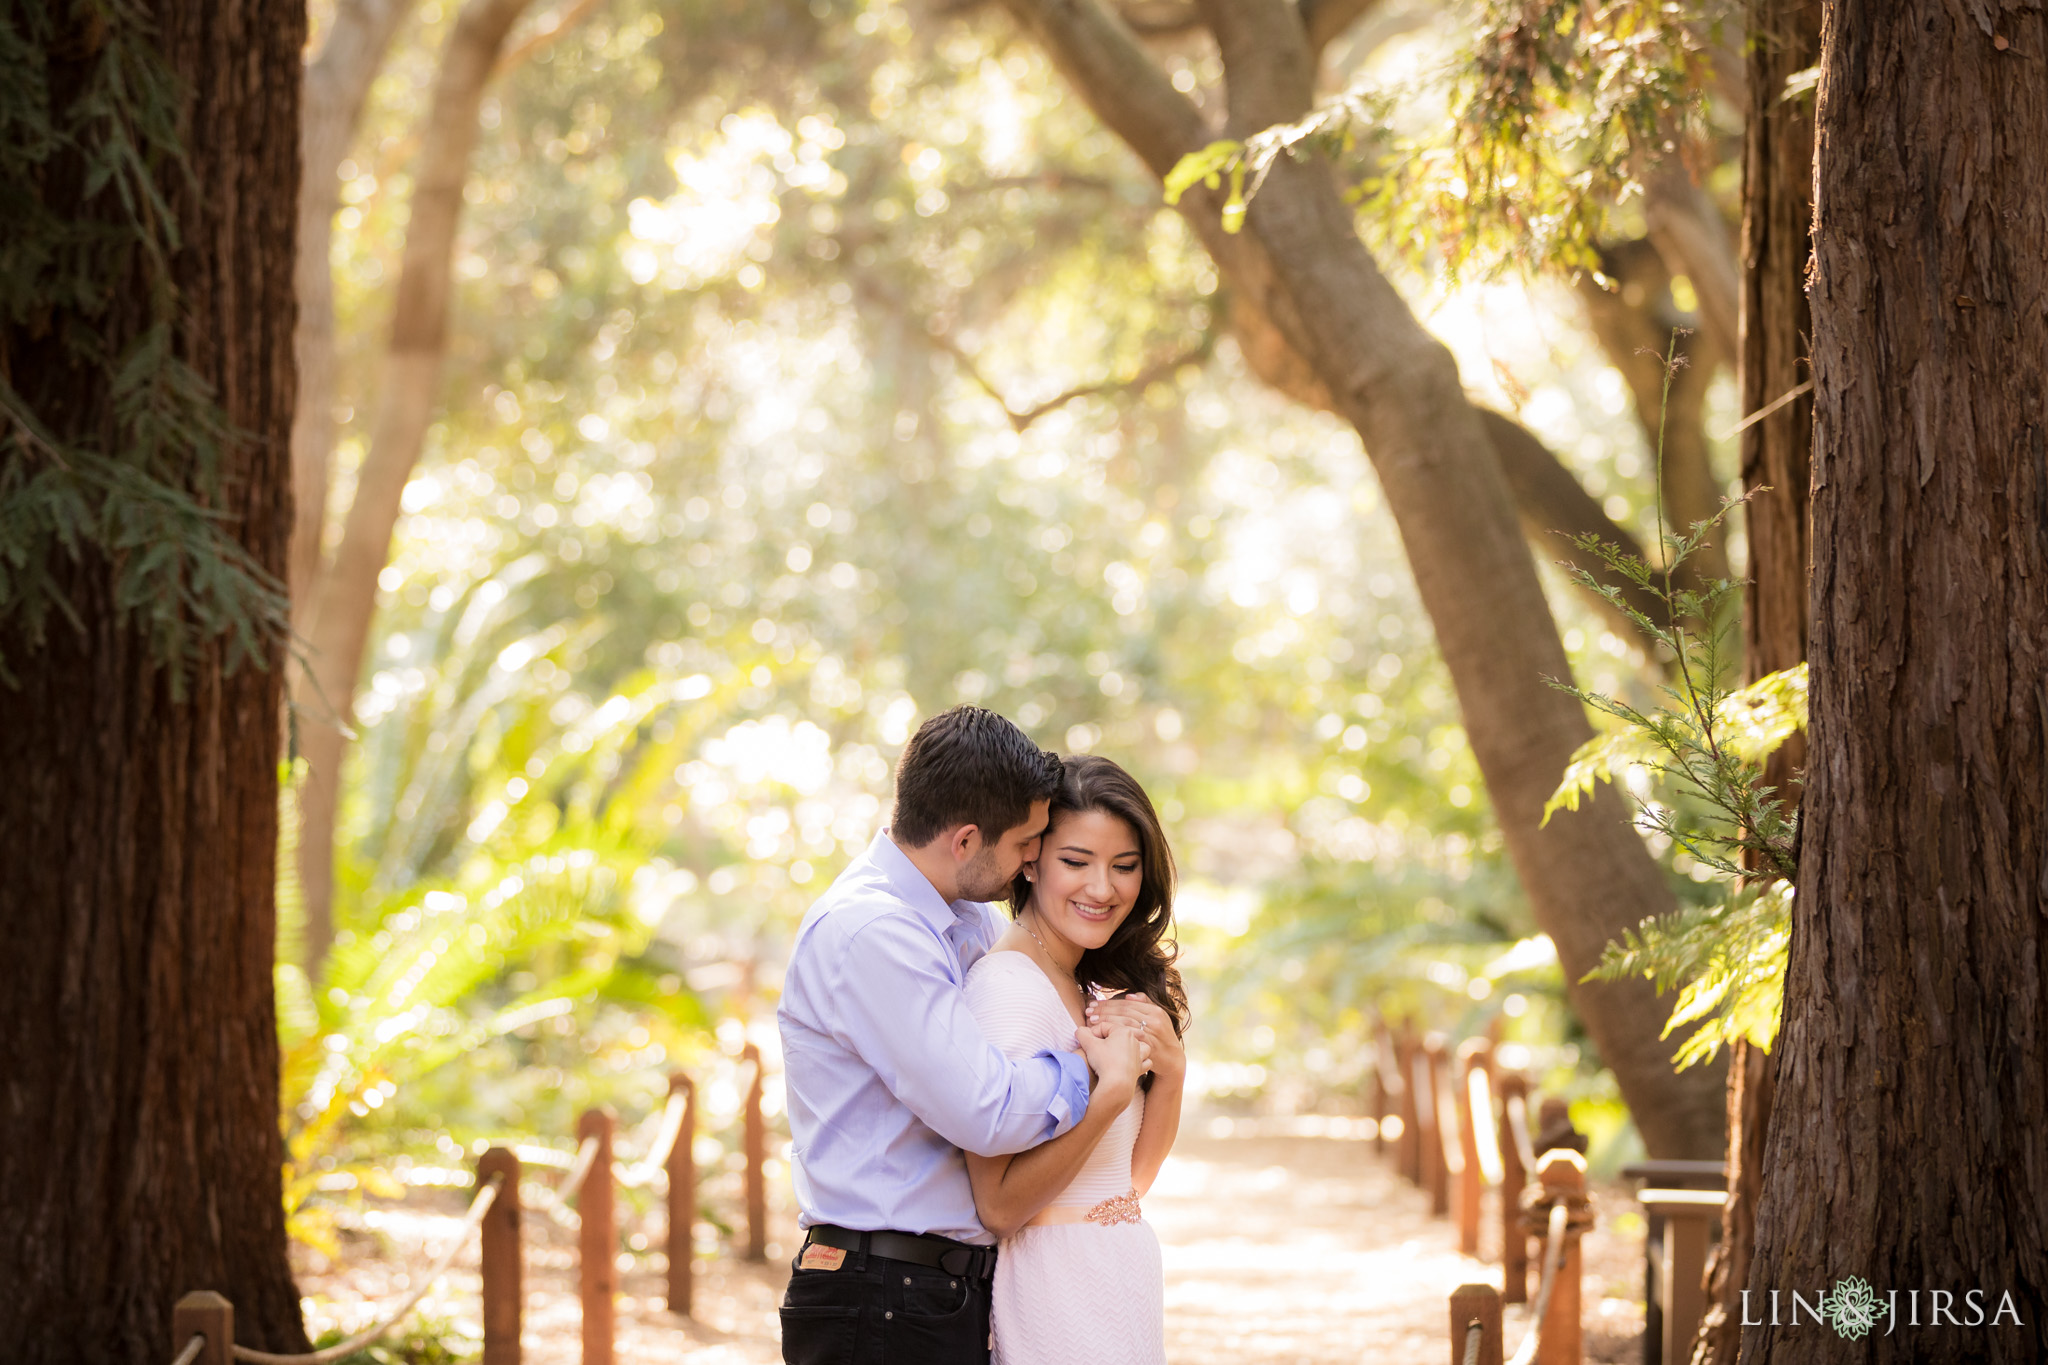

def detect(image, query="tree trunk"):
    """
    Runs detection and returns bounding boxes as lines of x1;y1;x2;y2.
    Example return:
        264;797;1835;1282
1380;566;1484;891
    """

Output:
1689;4;1817;1361
1001;0;1728;1157
1643;166;1742;367
1740;0;2048;1358
290;0;418;631
294;0;533;972
1221;202;1690;642
0;1;309;1359
1575;237;1730;587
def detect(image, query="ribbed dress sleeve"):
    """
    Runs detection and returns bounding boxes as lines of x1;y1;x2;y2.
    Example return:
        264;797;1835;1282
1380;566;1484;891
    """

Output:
963;953;1067;1062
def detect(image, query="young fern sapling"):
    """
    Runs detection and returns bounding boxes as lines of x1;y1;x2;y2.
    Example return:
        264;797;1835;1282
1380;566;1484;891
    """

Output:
1543;332;1803;1067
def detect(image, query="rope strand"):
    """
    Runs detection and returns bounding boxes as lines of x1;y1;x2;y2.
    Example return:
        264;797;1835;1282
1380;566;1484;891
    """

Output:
230;1173;502;1365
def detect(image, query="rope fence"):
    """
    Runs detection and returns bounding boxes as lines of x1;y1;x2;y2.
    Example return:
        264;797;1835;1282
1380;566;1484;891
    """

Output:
160;1005;1679;1365
163;1063;761;1365
1366;1017;1601;1365
232;1175;503;1365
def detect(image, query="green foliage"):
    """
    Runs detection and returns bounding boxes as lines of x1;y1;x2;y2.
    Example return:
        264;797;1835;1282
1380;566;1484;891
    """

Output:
1548;338;1798;1065
1546;662;1805;833
1591;881;1789;1067
312;1313;478;1365
1165;0;1730;279
1161;137;1249;231
297;0;1728;1159
0;0;287;685
1545;517;1799;886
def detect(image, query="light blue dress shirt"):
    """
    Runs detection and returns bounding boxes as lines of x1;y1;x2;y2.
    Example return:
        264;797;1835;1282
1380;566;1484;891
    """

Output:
778;830;1093;1245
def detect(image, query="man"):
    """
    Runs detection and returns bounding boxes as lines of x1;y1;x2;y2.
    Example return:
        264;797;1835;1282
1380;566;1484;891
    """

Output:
777;706;1135;1363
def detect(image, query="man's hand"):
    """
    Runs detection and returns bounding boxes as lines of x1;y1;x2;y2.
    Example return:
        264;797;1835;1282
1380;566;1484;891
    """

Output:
1075;1019;1147;1108
1086;993;1185;1088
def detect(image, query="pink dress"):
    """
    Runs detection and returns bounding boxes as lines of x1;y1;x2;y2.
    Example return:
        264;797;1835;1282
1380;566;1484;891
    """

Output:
963;950;1166;1365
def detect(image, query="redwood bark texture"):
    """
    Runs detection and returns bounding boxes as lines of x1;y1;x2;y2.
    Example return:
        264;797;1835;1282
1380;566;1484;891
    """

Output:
0;2;308;1361
1691;4;1818;1361
1741;1;2048;1359
1001;0;1728;1156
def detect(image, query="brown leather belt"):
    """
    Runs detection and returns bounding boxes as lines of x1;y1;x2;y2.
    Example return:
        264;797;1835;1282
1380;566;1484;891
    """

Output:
802;1224;998;1279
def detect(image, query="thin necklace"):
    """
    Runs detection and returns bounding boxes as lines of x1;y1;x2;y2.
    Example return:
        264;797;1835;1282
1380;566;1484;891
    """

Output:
1020;909;1080;987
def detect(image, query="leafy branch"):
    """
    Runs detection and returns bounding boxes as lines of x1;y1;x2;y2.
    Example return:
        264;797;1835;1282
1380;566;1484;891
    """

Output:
0;0;289;688
1545;331;1800;1065
1165;0;1729;279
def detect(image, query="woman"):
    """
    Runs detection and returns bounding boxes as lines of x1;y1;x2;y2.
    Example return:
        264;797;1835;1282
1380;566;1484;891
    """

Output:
961;754;1189;1364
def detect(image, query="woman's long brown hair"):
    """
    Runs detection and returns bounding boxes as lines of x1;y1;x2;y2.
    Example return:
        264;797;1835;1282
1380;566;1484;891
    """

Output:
1008;755;1189;1059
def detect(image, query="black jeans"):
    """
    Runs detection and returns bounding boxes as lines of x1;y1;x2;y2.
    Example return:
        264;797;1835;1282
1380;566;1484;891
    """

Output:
780;1234;992;1365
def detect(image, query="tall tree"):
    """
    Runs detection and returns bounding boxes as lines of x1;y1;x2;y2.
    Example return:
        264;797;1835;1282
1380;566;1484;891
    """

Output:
0;0;310;1359
290;0;418;623
295;0;536;970
1690;3;1818;1361
1740;1;2048;1359
995;0;1727;1155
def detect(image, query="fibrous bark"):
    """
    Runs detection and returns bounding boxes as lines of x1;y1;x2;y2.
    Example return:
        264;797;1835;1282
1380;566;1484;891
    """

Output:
0;1;309;1358
1740;1;2048;1359
1688;5;1816;1361
999;0;1727;1156
294;0;534;971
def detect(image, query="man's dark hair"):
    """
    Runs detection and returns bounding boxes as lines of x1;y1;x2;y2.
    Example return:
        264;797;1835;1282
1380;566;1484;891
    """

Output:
891;706;1062;848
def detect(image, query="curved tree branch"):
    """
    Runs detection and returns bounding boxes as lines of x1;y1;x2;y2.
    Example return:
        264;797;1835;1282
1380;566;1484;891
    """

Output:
1642;159;1740;362
998;0;1727;1158
295;0;538;973
292;0;418;629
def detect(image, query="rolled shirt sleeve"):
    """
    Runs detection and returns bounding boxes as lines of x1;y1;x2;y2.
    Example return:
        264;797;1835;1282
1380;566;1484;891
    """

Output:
779;831;1096;1242
831;914;1085;1156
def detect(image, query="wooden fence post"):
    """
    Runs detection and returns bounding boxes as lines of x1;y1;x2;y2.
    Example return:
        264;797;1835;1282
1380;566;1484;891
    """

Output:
742;1043;768;1262
578;1108;616;1365
1532;1149;1590;1365
173;1291;232;1365
1455;1039;1490;1257
666;1072;698;1316
1396;1025;1423;1185
1640;1189;1723;1365
1449;1283;1503;1365
1497;1073;1530;1304
1423;1035;1451;1216
478;1147;522;1365
1371;1020;1393;1155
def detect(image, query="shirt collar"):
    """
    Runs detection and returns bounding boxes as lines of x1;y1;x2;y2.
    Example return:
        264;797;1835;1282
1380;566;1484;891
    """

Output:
870;830;971;936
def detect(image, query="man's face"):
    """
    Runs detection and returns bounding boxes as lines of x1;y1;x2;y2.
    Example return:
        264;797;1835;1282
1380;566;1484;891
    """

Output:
955;798;1051;901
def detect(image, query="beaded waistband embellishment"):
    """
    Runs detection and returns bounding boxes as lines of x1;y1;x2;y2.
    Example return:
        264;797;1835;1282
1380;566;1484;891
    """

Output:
1083;1189;1143;1226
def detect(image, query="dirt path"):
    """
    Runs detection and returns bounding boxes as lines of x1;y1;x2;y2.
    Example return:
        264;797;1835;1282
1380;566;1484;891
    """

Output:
299;1121;1649;1363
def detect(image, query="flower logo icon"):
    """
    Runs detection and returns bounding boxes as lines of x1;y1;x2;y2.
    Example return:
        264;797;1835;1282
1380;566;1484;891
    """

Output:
1824;1276;1881;1340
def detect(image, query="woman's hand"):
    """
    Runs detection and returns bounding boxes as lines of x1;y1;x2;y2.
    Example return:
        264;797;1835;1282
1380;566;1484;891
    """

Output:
1085;993;1185;1089
1075;1019;1146;1108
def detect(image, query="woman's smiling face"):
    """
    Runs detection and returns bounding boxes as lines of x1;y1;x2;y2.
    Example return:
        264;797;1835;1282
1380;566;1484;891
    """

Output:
1028;807;1144;956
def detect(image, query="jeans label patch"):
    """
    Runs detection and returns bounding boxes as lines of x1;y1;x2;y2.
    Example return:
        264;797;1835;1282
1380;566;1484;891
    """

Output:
798;1244;848;1271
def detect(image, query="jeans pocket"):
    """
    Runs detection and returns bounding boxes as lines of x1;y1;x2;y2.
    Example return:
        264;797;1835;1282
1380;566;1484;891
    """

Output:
781;1303;861;1365
890;1273;985;1361
781;1272;865;1365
